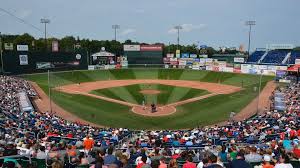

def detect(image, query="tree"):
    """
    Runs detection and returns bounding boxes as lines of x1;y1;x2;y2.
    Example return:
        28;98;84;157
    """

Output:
60;36;76;52
13;33;35;50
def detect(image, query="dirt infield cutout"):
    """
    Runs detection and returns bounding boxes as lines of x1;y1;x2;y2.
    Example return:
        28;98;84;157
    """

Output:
57;80;241;116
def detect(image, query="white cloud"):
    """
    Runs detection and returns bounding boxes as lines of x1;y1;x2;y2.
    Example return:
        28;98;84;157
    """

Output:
120;28;136;36
168;24;207;34
17;9;32;19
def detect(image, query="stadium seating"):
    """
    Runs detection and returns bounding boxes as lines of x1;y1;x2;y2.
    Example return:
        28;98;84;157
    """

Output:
247;50;266;63
0;75;300;168
261;50;289;64
287;50;300;64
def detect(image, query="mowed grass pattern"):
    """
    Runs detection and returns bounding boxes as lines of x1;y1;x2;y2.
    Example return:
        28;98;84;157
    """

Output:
24;69;274;129
90;84;209;105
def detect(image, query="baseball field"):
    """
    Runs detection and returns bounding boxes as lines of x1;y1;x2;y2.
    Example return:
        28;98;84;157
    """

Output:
24;69;274;129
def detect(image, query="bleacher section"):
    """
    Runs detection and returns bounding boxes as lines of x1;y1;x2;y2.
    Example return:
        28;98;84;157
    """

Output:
247;51;265;63
287;50;300;64
261;50;289;64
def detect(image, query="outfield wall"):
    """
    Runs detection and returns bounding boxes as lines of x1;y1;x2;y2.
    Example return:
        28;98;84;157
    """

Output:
2;50;88;74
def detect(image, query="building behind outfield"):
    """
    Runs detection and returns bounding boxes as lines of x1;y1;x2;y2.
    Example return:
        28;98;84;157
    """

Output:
123;44;163;64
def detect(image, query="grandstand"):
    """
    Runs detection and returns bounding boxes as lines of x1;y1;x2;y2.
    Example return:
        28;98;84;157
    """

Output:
0;73;299;168
247;50;266;63
287;50;300;64
247;44;300;65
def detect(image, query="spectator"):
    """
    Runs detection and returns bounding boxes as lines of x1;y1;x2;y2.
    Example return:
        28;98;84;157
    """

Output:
168;159;179;168
158;157;167;168
83;135;95;154
183;155;197;168
262;155;274;168
205;154;223;168
104;146;117;165
228;152;250;168
245;147;262;163
36;146;47;159
136;155;150;168
218;145;228;162
274;154;293;168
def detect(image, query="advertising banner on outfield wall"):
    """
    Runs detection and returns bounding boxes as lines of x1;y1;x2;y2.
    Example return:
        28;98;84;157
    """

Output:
181;53;189;58
212;66;220;72
166;53;174;58
17;45;29;51
199;54;208;58
275;66;288;71
217;61;227;67
123;45;140;51
179;60;187;66
194;58;200;62
189;54;197;58
4;43;14;50
140;45;162;51
176;50;180;58
206;66;213;71
163;58;170;64
240;64;281;76
19;55;28;65
192;64;200;70
234;57;245;63
52;41;59;52
170;58;178;65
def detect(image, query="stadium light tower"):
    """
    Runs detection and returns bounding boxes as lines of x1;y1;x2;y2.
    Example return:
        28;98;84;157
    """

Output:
245;21;256;57
112;24;120;41
174;25;183;50
40;18;50;50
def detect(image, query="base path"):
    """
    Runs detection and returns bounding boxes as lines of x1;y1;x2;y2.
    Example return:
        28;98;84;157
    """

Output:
233;81;276;121
215;81;277;126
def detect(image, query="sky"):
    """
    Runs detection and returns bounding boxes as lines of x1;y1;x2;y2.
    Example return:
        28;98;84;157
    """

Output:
1;0;300;50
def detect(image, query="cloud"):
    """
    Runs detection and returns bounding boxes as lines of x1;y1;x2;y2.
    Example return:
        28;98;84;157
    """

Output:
17;9;32;19
120;28;136;36
168;24;207;34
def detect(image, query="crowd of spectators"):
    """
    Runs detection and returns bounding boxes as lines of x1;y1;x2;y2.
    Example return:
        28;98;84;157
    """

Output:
0;75;299;168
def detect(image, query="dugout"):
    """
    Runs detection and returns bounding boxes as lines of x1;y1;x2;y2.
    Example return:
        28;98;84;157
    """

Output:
123;44;163;64
2;49;88;74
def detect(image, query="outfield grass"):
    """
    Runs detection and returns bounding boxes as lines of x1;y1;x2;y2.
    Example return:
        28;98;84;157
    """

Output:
90;84;209;105
24;69;274;129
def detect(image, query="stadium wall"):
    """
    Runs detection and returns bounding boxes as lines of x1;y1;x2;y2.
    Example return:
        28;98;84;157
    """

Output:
2;50;88;74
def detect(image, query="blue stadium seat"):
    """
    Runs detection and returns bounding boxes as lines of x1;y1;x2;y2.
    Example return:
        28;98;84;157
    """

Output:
261;50;289;64
287;50;300;64
247;51;265;63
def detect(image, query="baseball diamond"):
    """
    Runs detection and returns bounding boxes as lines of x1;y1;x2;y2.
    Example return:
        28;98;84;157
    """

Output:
24;69;274;129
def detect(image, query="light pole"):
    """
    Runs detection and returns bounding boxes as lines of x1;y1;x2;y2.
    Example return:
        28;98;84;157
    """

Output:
245;21;256;58
112;24;120;41
40;18;50;50
257;69;263;114
174;25;182;50
47;70;53;114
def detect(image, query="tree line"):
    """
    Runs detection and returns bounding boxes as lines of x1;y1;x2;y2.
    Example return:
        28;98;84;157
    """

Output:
1;33;248;56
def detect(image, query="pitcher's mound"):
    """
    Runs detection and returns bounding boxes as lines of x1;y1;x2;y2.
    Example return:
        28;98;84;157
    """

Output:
139;89;161;95
132;105;176;116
